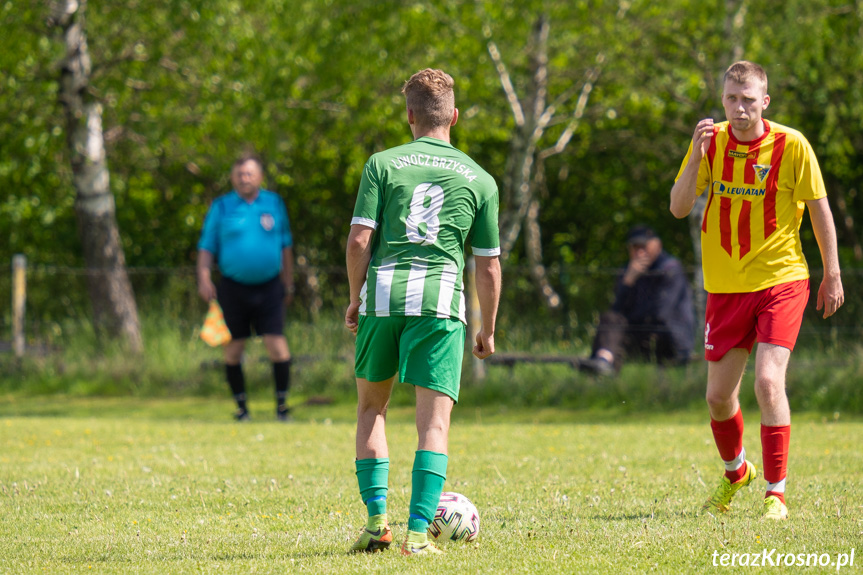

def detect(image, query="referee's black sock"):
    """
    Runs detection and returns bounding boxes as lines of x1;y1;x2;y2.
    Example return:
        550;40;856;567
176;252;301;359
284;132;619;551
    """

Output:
274;359;292;409
226;363;247;411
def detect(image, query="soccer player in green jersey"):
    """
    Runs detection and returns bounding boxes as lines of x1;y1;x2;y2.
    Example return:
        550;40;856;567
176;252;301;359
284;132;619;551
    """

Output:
345;68;502;555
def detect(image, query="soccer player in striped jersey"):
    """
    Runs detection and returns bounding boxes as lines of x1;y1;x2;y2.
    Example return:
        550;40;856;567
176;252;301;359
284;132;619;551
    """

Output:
671;61;844;520
345;68;501;554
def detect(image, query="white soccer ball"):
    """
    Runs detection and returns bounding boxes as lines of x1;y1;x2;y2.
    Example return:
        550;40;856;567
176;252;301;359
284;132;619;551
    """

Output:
427;491;480;543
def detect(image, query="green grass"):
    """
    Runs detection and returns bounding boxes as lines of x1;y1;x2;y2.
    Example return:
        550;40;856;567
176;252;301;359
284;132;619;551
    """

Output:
1;397;861;574
6;313;863;415
2;315;360;399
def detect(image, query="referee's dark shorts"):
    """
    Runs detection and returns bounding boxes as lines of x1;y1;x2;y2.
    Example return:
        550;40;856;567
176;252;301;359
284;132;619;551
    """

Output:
217;275;285;339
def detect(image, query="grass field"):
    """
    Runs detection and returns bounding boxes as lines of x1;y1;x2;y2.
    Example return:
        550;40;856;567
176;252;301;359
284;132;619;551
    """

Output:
1;397;861;574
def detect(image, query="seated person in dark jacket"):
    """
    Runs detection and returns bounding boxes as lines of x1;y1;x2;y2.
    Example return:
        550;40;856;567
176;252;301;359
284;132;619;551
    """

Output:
579;225;695;375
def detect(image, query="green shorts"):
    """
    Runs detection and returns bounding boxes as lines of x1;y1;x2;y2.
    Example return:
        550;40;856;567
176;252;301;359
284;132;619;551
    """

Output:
354;315;466;402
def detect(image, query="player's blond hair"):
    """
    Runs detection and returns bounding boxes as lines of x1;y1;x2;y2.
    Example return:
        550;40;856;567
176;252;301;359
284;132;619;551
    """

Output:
723;61;768;93
402;68;455;129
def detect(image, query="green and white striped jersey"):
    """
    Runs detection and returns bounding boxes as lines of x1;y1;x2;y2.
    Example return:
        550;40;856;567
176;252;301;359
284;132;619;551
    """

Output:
352;136;500;323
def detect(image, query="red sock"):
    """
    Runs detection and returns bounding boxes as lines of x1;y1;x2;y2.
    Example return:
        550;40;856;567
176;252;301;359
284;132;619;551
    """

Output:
766;492;786;505
761;424;790;505
710;408;746;483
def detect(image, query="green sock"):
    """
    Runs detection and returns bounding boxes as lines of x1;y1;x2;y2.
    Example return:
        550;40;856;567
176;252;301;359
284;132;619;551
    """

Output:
355;458;389;518
366;498;386;518
408;450;448;533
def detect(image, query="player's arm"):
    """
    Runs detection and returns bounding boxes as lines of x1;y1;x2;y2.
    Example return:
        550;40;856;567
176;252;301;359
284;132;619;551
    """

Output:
345;224;375;334
670;119;714;218
805;197;844;318
197;249;217;302
472;255;501;359
197;202;221;302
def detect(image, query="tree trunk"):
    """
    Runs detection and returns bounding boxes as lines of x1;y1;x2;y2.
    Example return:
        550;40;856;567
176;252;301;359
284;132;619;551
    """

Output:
497;16;548;261
489;14;604;311
51;0;143;352
490;15;561;309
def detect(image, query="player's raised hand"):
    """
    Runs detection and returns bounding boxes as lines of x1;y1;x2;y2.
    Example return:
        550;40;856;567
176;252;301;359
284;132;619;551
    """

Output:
816;274;844;318
692;118;715;160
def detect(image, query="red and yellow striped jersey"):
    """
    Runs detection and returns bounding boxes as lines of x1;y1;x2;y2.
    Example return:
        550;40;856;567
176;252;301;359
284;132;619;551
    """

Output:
676;119;826;293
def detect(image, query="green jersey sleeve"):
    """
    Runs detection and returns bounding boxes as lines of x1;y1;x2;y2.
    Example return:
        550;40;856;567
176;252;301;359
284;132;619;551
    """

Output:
352;158;384;228
469;186;501;257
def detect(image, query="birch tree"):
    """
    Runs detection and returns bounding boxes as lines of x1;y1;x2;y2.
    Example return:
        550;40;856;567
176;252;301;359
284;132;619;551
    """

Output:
487;13;606;309
49;0;142;352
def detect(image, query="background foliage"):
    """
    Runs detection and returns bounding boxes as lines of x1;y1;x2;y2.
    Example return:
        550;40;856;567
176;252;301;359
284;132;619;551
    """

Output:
2;0;862;346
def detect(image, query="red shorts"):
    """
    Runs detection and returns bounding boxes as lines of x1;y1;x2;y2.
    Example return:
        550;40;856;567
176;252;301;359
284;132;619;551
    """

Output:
703;280;809;362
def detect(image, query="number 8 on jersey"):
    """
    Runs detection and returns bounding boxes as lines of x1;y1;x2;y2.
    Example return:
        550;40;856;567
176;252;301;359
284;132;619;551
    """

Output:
406;183;444;245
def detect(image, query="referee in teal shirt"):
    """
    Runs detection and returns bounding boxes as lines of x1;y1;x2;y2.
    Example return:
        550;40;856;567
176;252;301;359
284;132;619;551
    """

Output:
197;153;295;421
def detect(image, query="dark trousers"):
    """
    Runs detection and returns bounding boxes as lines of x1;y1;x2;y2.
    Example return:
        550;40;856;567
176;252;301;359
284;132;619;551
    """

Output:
591;311;685;369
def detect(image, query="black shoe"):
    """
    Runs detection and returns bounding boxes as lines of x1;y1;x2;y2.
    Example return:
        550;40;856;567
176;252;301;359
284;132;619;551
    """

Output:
277;405;293;423
234;408;250;421
578;357;614;376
